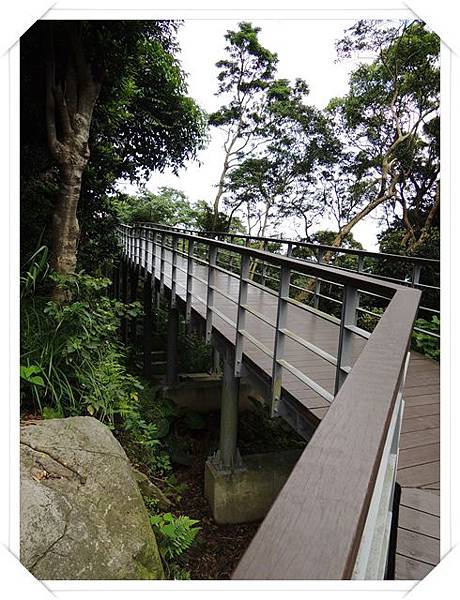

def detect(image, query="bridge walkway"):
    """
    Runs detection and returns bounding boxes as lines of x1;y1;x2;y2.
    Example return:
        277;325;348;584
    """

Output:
145;246;440;580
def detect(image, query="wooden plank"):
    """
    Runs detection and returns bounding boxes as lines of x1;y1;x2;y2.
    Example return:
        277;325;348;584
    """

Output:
397;461;440;487
396;528;439;565
395;554;436;580
398;506;440;539
399;488;440;516
400;414;439;434
404;394;439;407
398;443;440;469
403;403;439;418
399;428;439;450
403;385;439;397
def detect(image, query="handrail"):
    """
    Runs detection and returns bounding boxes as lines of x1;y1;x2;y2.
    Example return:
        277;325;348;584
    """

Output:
119;223;421;579
233;288;420;580
134;221;439;341
136;221;440;267
124;224;406;298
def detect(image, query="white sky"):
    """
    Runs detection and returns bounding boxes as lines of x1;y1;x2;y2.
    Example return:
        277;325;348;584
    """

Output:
120;19;386;250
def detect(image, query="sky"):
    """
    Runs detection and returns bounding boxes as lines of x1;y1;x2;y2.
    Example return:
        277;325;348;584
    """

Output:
120;19;386;250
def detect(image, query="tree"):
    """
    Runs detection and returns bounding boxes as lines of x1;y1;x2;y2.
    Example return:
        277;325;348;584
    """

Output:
324;20;439;250
209;22;278;228
112;187;197;226
225;78;338;237
20;20;206;287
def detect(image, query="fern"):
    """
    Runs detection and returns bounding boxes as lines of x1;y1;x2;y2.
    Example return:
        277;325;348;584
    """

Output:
149;512;200;560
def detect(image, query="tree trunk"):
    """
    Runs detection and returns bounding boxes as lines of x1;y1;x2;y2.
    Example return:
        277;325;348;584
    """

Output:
213;161;227;230
45;23;102;300
51;166;84;276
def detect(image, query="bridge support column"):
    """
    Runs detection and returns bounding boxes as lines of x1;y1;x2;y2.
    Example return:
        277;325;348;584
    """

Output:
143;273;153;377
112;262;120;300
166;307;179;385
211;347;221;374
120;258;129;343
126;263;139;345
218;352;240;470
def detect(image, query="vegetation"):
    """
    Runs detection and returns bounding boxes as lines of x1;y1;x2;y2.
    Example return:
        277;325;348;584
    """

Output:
21;20;206;280
19;17;440;580
20;248;143;423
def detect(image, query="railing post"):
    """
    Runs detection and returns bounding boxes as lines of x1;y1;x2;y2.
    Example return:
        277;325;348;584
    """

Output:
171;236;178;309
143;227;149;273
271;265;290;416
166;307;179;385
138;227;144;271
133;226;139;265
334;284;359;394
186;239;194;331
234;254;250;377
261;240;268;286
206;245;217;343
314;248;324;309
412;263;422;287
160;233;165;296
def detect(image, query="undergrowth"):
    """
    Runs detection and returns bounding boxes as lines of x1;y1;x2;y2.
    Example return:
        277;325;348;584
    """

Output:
20;246;201;579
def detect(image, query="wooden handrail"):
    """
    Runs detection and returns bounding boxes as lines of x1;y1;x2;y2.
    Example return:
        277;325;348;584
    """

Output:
135;221;440;267
232;287;420;580
122;224;405;300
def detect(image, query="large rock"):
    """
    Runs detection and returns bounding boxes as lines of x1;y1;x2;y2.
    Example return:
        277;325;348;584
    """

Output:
20;416;164;580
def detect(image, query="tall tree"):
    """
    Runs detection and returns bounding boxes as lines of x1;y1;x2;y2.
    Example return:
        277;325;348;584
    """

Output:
226;78;338;237
209;22;278;228
20;21;206;285
324;20;439;250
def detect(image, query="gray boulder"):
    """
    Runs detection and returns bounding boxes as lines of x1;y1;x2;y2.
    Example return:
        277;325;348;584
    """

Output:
20;416;164;580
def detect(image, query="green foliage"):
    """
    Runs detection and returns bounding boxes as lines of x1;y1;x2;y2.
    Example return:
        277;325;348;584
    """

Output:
149;512;200;561
21;262;143;425
42;406;64;420
21;20;207;271
412;316;440;360
20;365;45;388
112;187;198;227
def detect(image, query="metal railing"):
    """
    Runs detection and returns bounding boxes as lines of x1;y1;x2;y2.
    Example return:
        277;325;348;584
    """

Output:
137;221;439;342
118;223;421;579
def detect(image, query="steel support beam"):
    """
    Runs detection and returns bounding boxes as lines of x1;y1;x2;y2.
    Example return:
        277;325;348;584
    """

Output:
143;272;153;377
166;306;179;385
120;258;128;343
218;351;240;470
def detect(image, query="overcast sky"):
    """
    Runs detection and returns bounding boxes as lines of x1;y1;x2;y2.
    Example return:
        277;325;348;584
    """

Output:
120;19;387;250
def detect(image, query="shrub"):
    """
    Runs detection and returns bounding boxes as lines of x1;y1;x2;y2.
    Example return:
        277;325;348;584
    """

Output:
20;259;143;425
412;316;440;360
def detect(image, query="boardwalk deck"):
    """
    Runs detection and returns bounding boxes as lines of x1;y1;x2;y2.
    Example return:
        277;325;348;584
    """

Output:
142;246;440;580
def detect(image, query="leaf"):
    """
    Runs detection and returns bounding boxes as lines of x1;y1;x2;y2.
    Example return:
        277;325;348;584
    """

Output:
20;365;45;387
87;404;95;416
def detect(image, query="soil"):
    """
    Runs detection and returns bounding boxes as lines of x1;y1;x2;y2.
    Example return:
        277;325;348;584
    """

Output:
173;454;260;580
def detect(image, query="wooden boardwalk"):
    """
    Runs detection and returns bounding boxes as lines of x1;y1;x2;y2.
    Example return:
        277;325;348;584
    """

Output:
148;247;440;580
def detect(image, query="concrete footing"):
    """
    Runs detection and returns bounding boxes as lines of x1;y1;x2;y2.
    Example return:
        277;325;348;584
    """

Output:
204;449;302;524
